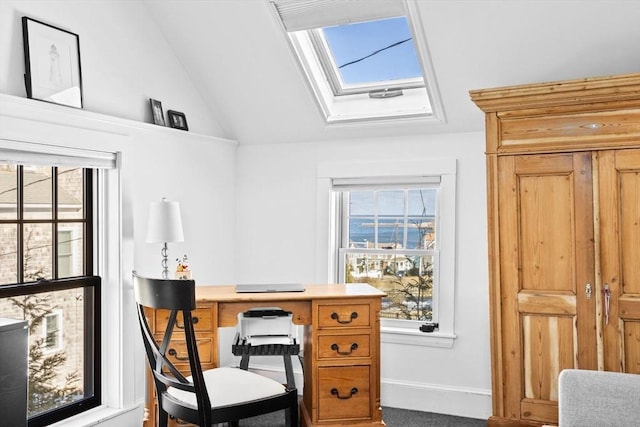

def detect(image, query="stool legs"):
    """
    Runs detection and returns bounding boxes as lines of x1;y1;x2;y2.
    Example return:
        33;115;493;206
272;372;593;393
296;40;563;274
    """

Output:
239;353;297;390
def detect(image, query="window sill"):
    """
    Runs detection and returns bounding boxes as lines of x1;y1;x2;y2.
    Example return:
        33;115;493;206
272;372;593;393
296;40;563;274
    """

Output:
48;404;141;427
381;326;456;348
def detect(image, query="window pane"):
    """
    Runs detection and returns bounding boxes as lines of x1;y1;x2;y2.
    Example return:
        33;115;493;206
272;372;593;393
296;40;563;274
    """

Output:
408;217;435;249
323;17;422;86
24;223;52;281
0;164;17;219
345;252;433;321
377;190;405;216
408;188;436;215
0;224;17;285
58;167;84;220
349;191;374;216
58;224;84;278
0;285;96;418
24;166;53;220
377;217;404;249
348;217;374;248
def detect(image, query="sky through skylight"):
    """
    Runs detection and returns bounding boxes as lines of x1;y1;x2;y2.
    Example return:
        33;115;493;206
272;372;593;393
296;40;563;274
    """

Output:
322;17;422;86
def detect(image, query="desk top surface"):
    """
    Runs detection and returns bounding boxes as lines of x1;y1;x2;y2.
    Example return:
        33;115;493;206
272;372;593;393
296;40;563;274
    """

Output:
195;283;385;303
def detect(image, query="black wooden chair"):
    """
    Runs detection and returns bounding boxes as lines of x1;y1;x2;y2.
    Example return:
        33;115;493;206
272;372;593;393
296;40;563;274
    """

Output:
133;272;299;427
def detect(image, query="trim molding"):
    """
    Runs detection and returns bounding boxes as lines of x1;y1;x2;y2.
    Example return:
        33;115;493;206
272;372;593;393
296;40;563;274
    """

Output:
381;378;492;420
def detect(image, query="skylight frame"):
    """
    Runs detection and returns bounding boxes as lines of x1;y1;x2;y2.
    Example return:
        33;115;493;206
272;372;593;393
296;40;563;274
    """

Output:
272;0;446;125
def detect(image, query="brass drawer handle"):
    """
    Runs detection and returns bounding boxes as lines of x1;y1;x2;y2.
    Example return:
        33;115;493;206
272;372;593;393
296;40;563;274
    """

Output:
331;311;358;324
176;316;199;329
331;342;358;355
331;387;358;400
168;348;189;361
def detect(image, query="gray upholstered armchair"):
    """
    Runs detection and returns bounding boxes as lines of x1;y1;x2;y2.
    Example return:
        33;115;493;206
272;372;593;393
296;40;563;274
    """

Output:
554;369;640;426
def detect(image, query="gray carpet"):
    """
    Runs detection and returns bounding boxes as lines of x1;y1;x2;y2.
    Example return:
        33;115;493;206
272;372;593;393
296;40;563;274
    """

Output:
234;406;486;426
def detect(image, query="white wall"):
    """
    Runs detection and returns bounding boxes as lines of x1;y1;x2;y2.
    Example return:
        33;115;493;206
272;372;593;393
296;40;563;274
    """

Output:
236;133;492;418
0;0;226;138
0;1;237;425
1;0;494;422
0;92;237;426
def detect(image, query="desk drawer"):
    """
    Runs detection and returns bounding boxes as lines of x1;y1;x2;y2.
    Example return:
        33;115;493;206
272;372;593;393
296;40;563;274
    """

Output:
162;338;213;366
155;307;213;333
318;366;371;420
317;334;370;359
318;304;370;328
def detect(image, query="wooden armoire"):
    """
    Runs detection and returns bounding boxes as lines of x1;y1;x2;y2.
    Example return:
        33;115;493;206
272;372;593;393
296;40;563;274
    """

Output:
470;73;640;426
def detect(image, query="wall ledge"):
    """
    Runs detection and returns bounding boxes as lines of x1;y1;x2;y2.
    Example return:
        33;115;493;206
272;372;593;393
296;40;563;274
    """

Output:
0;93;237;146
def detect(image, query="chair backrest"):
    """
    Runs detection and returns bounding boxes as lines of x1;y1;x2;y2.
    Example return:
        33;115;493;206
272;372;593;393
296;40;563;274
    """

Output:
132;272;212;425
558;369;640;426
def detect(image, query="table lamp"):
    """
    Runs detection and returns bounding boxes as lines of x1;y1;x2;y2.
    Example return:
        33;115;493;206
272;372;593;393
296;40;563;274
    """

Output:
146;197;184;278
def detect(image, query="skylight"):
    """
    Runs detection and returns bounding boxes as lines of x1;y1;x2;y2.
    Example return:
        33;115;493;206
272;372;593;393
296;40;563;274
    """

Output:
319;17;423;95
271;0;444;124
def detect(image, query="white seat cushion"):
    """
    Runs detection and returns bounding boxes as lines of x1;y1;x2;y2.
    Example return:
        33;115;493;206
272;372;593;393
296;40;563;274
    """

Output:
166;367;286;408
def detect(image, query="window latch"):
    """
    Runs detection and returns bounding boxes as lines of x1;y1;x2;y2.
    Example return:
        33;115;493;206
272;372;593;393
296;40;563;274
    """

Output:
369;88;403;99
419;323;439;333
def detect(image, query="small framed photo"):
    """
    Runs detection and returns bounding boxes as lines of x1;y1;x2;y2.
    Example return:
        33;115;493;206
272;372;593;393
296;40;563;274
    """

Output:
167;110;188;131
150;98;165;126
22;17;83;108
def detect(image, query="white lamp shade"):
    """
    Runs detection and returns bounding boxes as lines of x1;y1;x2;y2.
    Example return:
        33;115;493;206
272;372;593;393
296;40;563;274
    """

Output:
146;199;184;243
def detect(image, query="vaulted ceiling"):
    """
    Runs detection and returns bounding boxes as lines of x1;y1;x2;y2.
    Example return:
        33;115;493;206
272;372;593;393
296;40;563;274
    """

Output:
144;0;640;145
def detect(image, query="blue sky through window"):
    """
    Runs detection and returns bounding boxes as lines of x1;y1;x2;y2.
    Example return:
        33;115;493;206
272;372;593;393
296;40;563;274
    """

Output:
322;17;422;85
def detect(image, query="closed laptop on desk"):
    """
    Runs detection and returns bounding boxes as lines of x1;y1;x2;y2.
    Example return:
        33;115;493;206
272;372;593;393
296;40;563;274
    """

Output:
235;283;305;293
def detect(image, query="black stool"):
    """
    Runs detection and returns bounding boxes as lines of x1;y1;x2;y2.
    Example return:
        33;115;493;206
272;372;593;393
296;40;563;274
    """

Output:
232;333;300;389
232;308;302;389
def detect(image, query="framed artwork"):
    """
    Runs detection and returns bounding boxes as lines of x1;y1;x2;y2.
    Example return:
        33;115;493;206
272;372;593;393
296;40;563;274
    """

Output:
167;110;188;131
150;99;165;126
22;17;83;108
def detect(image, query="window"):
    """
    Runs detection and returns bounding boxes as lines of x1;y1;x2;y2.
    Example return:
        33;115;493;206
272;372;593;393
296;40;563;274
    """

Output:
337;186;438;322
0;162;100;426
271;0;444;123
0;164;92;283
318;159;456;347
43;310;63;352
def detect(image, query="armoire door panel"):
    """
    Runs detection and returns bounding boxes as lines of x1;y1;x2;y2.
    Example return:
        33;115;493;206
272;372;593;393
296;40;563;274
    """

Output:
520;399;558;424
619;168;640;295
498;152;597;422
599;148;640;373
623;322;640;374
518;173;574;291
517;291;576;315
522;315;576;401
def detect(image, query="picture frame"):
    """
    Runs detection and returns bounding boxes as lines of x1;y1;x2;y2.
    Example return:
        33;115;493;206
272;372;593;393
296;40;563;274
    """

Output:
167;110;189;131
150;99;165;126
22;17;83;108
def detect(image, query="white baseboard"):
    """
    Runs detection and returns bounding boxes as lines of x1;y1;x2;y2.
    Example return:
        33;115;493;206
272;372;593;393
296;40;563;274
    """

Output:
238;361;491;420
381;378;492;420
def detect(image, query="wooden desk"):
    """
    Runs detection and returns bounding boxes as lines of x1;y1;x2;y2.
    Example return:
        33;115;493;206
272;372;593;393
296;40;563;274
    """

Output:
144;283;385;427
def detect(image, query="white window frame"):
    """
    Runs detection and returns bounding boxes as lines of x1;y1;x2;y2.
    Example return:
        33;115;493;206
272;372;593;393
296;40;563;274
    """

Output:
42;309;64;353
316;159;457;348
